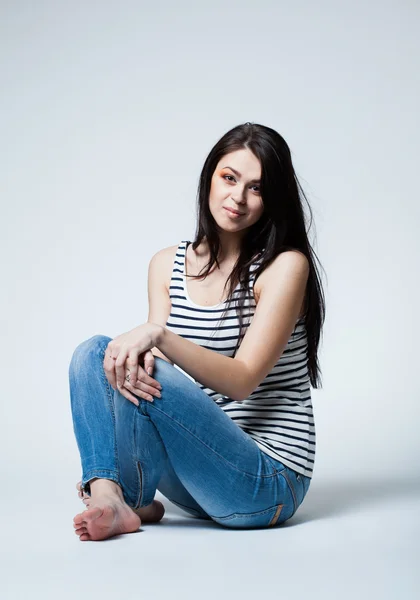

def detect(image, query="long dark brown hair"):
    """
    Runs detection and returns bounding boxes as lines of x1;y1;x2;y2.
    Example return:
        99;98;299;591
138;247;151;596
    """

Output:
186;122;326;389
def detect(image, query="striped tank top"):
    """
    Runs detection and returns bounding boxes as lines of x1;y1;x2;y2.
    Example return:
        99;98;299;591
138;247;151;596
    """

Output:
165;240;316;478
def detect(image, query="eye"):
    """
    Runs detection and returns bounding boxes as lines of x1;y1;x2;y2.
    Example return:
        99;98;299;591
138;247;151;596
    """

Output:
223;174;260;194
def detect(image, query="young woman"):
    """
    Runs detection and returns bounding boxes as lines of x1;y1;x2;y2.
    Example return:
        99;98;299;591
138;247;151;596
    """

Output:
69;122;325;541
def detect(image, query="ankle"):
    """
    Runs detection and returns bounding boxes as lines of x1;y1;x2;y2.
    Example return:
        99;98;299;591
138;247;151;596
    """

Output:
89;478;124;502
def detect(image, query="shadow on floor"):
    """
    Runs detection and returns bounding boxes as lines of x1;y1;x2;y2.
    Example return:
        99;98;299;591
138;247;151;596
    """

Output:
157;474;420;528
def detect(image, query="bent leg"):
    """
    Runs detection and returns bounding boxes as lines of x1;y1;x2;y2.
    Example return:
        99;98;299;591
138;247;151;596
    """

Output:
69;334;120;493
128;357;296;528
157;457;212;521
69;336;296;528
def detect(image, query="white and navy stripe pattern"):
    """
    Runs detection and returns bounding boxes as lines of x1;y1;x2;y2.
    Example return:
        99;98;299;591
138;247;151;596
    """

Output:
165;240;315;478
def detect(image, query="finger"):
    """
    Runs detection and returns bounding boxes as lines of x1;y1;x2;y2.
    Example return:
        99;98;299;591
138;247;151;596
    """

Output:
143;350;155;377
103;343;117;389
103;363;117;390
124;380;155;403
125;352;140;388
129;377;161;399
115;347;129;391
116;383;142;406
136;366;162;391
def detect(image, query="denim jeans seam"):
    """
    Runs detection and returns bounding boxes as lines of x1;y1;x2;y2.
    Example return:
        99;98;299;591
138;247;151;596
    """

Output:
132;407;150;508
135;460;144;508
98;342;120;482
269;504;284;526
210;504;280;521
264;453;287;475
145;401;279;480
279;469;297;514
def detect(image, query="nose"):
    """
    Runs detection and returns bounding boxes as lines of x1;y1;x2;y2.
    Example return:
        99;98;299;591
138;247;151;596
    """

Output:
229;180;249;201
230;190;247;204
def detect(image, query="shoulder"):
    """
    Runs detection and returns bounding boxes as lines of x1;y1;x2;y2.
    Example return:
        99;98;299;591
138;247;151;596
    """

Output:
272;249;309;272
150;243;180;263
149;243;181;291
254;250;309;299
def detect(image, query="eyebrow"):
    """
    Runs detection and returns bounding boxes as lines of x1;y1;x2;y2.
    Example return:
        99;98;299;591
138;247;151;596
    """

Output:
222;166;261;184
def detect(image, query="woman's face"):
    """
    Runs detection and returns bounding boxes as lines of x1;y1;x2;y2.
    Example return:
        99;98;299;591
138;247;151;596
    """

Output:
208;148;264;234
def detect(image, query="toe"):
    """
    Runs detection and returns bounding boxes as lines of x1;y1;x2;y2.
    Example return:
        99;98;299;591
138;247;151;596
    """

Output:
73;512;87;525
81;506;103;523
75;527;87;535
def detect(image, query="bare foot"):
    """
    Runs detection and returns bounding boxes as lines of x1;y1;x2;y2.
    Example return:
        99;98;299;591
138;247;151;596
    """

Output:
73;499;141;541
76;481;165;525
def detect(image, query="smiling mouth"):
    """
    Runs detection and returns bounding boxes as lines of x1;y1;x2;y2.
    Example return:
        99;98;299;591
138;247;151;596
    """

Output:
225;207;245;216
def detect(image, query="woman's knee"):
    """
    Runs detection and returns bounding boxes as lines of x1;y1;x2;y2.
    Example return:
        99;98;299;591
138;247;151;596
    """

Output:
152;357;183;386
70;334;112;370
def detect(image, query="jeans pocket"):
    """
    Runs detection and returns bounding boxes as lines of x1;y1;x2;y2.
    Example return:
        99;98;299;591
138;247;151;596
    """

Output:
209;504;285;529
281;468;311;517
264;453;287;475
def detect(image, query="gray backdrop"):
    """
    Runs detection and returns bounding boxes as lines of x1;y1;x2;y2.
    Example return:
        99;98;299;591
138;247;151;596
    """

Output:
1;1;418;598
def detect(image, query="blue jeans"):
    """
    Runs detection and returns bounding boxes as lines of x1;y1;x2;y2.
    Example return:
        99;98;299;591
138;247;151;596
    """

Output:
69;335;311;529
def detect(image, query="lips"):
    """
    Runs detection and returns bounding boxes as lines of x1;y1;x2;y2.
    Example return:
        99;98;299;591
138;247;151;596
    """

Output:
225;207;245;216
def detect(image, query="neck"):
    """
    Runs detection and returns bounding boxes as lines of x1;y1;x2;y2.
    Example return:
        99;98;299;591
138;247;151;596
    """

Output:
205;232;244;264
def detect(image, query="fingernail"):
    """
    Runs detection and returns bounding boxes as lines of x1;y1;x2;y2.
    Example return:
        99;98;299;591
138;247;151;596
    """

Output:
147;368;152;375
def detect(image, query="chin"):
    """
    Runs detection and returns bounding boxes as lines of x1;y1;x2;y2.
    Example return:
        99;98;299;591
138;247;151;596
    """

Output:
216;223;247;235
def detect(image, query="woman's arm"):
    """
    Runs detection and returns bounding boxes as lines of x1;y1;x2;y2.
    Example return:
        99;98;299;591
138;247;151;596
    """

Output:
155;326;248;400
154;250;310;402
147;244;249;399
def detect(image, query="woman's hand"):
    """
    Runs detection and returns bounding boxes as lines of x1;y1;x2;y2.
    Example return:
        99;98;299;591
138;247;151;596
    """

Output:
128;349;162;403
103;323;163;406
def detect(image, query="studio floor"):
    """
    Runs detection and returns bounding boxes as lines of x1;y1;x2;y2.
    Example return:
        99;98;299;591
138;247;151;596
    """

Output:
2;473;419;600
